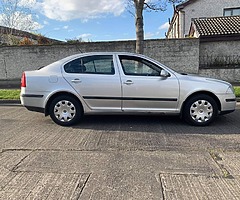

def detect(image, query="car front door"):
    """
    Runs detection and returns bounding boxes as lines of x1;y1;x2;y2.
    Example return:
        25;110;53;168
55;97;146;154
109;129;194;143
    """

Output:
117;55;179;112
62;54;122;111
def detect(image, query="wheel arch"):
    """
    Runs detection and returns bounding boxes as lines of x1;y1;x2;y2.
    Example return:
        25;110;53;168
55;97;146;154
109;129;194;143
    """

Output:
180;91;221;117
45;91;83;116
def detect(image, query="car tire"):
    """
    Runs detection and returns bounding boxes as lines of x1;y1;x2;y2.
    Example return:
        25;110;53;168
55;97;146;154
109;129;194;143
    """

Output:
49;95;82;126
183;94;218;126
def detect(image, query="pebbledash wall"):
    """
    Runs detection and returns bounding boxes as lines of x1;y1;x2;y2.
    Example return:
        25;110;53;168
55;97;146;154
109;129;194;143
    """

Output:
0;38;239;88
198;40;240;82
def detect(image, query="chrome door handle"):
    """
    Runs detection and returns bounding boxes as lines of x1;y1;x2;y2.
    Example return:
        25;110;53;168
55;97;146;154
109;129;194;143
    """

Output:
71;79;82;83
124;80;134;85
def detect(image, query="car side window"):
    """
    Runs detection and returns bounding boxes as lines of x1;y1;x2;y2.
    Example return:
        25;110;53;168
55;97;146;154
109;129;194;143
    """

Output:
64;58;86;73
119;55;161;76
64;55;114;74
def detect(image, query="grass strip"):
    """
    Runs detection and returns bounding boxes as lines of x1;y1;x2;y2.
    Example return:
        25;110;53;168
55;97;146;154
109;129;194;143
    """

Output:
234;87;240;98
0;87;239;100
0;89;20;100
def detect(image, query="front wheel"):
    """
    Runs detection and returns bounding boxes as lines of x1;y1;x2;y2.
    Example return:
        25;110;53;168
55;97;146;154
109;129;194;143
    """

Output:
49;95;82;126
183;94;218;126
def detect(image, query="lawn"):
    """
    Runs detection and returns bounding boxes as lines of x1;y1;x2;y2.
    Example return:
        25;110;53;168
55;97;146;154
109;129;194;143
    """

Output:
0;89;21;100
0;87;239;100
234;87;240;97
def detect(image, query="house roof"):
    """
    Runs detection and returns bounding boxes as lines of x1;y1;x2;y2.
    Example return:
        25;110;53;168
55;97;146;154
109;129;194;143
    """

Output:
167;0;198;37
176;0;198;10
193;16;240;36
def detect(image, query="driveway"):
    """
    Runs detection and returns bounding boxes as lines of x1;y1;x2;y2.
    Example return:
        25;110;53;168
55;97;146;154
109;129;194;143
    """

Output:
0;105;240;199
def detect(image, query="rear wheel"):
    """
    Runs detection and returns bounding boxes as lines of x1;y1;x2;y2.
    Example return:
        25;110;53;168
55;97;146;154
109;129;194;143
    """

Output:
49;95;82;126
183;94;218;126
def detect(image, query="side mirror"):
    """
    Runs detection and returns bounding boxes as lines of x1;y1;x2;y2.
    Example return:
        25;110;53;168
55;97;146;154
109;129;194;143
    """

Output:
160;70;170;77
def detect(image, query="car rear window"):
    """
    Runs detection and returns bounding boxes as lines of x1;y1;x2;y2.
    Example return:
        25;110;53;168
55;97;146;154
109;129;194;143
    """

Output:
64;55;114;74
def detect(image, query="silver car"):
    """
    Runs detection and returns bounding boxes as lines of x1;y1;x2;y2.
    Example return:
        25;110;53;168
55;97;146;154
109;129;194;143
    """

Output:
20;52;236;126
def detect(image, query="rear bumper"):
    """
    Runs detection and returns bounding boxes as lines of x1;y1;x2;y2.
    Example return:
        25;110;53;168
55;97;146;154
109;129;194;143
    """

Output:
20;93;46;114
20;93;45;109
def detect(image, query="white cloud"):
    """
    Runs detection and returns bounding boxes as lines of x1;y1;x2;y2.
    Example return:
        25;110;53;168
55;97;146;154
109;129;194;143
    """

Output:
32;21;43;30
19;0;37;8
43;20;49;25
37;0;126;21
78;33;92;40
159;22;169;30
145;32;155;39
63;25;69;29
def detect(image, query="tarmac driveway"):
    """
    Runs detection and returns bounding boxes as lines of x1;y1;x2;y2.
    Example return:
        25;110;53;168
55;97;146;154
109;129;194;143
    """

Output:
0;105;240;199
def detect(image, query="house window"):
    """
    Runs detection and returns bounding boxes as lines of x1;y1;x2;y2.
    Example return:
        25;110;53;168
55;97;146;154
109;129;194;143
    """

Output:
224;7;240;16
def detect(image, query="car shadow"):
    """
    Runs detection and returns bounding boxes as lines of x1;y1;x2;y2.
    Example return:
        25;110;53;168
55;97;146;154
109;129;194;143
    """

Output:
71;110;240;135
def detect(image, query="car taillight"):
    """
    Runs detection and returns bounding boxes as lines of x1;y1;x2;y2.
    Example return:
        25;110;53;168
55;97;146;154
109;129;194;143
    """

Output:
21;72;26;87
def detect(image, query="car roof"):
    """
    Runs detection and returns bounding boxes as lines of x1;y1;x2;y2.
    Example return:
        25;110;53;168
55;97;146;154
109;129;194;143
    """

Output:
60;52;147;61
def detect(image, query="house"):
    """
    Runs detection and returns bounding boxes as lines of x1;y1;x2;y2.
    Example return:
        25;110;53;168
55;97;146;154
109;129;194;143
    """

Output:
167;0;240;38
0;26;61;45
189;15;240;41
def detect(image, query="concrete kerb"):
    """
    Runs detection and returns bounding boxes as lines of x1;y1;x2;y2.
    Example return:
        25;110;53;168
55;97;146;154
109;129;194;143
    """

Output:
0;99;21;105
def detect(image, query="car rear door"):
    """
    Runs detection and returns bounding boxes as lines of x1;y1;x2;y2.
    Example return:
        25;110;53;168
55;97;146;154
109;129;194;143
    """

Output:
62;54;122;111
117;55;179;112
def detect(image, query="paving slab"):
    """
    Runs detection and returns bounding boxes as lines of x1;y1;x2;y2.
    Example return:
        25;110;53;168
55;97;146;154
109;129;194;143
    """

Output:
216;152;240;176
79;172;163;200
160;174;240;200
0;172;90;200
0;166;17;191
0;150;31;170
12;150;220;176
0;149;222;200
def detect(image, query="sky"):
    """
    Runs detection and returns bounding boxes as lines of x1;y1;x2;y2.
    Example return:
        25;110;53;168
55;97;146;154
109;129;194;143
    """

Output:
0;0;176;42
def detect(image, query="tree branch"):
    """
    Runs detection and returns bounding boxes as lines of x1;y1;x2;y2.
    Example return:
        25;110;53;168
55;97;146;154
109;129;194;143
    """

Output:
144;2;166;11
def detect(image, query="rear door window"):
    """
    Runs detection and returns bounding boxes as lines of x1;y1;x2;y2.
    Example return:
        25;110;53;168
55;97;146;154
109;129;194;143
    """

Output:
64;55;114;74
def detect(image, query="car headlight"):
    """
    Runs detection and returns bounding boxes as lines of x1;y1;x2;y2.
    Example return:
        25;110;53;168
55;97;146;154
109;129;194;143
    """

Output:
226;85;235;94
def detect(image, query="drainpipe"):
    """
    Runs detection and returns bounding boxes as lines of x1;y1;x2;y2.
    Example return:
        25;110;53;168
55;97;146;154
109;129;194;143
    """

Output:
177;11;180;38
182;11;185;37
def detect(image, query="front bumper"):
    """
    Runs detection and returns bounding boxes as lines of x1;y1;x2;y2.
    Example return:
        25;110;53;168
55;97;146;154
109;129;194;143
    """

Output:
217;93;236;114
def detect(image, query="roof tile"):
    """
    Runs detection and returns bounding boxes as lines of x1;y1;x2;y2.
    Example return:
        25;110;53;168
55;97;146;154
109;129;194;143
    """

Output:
193;16;240;36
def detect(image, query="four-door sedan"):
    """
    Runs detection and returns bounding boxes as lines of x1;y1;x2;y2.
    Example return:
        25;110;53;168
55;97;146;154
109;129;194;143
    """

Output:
20;52;236;126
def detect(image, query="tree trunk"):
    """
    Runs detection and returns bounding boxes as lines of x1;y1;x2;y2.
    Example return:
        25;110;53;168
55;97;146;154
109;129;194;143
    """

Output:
134;0;144;54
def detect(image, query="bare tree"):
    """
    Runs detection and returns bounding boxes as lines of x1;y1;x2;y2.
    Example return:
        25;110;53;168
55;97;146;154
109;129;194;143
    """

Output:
0;0;40;44
129;0;183;54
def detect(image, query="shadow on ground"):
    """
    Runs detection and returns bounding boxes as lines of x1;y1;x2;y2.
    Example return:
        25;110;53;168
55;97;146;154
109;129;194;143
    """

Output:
71;110;240;135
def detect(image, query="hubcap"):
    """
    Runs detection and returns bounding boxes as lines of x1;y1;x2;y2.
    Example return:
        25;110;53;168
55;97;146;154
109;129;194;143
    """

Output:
190;100;213;123
54;100;76;122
